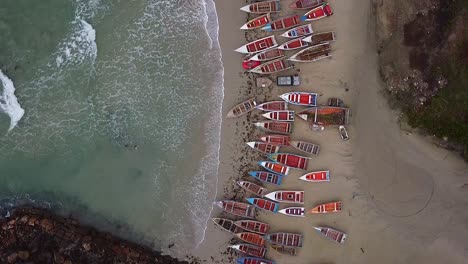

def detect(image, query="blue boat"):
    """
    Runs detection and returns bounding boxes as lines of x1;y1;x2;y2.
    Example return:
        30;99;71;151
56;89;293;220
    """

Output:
237;257;275;264
248;171;283;185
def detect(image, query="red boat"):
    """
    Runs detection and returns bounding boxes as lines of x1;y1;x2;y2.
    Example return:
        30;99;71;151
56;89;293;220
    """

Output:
254;121;292;134
264;190;304;204
236;181;268;197
314;227;347;244
263;15;300;32
290;0;325;10
246;141;280;154
259;134;290;146
250;58;292;74
237;257;275;264
230;244;267;258
235;36;278;54
248;171;284;185
310;201;342;214
264;233;303;247
267;153;309;170
301;3;333;21
240;0;280;14
279;92;317;106
262;111;294;121
297;106;351;126
278;207;305;217
236;232;266;246
214;200;256;218
278;38;308;51
234;220;271;235
249;48;285;62
299;170;330;182
255;101;288;111
289;140;320;155
242;60;262;70
241;14;271;30
258;161;290;176
247;198;279;213
281;24;313;38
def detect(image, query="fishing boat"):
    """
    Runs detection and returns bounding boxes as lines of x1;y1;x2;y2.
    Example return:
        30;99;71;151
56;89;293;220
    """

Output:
214;200;256;218
259;134;290;146
255;101;288;111
313;226;347;244
257;161;290;176
278;38;308;51
267;153;310;170
241;14;271;30
230;244;267;258
299;170;330;182
254;121;292;134
289;43;331;62
281;24;313;38
212;218;241;233
236;181;268;197
235;36;278;54
263;15;300;32
278;207;305;217
246;142;280;154
289;140;320;155
262;111;295;122
247;198;280;213
236;232;266;247
279;92;317;106
297;106;351;126
250;58;292;74
300;3;334;21
248;171;284;185
237;257;275;264
264;233;303;247
234;220;271;235
249;49;285;62
302;31;336;45
242;60;262;70
270;245;297;256
290;0;325;10
264;190;304;204
227;98;257;118
310;201;342;214
240;0;280;14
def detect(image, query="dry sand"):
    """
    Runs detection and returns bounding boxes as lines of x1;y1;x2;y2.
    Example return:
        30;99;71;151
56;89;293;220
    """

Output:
194;0;468;263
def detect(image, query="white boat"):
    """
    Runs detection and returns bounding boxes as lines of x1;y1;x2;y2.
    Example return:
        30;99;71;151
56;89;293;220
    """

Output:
235;36;278;54
278;207;305;217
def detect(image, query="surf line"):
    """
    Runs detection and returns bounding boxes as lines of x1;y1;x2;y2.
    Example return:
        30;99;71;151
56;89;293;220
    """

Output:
0;70;25;132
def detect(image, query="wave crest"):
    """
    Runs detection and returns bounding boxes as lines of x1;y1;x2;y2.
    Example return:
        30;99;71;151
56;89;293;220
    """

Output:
0;70;25;131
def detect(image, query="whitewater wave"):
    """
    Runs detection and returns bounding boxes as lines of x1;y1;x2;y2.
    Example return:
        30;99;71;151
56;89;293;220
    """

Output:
0;70;25;131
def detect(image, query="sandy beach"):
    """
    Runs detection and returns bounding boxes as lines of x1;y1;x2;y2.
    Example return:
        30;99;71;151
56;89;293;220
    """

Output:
194;0;468;263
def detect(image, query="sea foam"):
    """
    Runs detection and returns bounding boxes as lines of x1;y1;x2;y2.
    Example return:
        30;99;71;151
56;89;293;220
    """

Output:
0;70;25;131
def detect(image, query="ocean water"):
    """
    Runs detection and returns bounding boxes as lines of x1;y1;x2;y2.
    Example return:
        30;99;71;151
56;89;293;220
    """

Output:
0;0;223;256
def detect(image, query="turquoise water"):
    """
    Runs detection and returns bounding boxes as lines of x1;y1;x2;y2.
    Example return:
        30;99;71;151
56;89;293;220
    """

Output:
0;0;223;255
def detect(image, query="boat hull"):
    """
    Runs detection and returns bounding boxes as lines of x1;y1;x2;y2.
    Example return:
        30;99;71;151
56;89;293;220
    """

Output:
248;171;284;185
301;3;333;21
262;111;295;121
267;153;310;170
278;207;305;217
280;92;317;106
259;134;290;146
247;197;280;213
215;200;256;218
255;101;288;111
236;180;268;196
264;190;304;204
240;0;280;14
236;232;266;246
254;121;293;134
314;227;347;244
246;141;280;154
230;244;267;258
235;36;278;54
264;233;303;247
227;98;257;118
241;14;271;30
258;161;290;176
310;201;342;214
299;170;330;182
290;140;320;155
234;220;271;235
281;24;314;38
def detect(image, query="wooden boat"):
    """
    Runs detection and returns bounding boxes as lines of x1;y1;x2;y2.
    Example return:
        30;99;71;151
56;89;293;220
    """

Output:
235;36;278;54
249;49;285;62
246;141;280;154
248;171;284;185
243;60;262;70
247;198;279;213
310;201;342;214
289;43;331;62
236;232;266;246
264;190;304;204
250;58;292;74
254;121;292;134
313;226;347;244
212;218;241;233
234;220;271;235
267;153;310;170
262;111;295;122
214;200;256;218
297;106;351;126
300;3;334;21
290;0;325;10
281;24;313;38
237;257;275;264
290;140;320;155
237;181;268;197
264;233;303;247
302;31;336;45
299;170;330;182
255;101;288;111
279;92;317;106
240;0;280;14
278;38;308;51
278;207;305;217
259;135;290;146
227;98;257;118
263;15;300;32
257;161;290;176
230;244;267;258
241;14;271;30
270;245;297;256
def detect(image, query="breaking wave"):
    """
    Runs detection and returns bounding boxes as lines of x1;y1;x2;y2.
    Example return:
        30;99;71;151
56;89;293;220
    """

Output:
0;70;25;131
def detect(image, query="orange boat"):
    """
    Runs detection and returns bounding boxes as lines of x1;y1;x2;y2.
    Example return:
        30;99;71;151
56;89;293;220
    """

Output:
299;170;330;182
310;201;342;214
297;106;351;126
241;14;271;30
236;232;266;246
236;181;268;197
234;220;271;235
246;141;280;154
258;161;290;176
254;121;293;134
300;3;333;21
259;134;290;146
255;101;288;111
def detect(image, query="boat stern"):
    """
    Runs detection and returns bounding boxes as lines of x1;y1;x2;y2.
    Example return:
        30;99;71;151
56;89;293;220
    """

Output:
234;45;249;54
